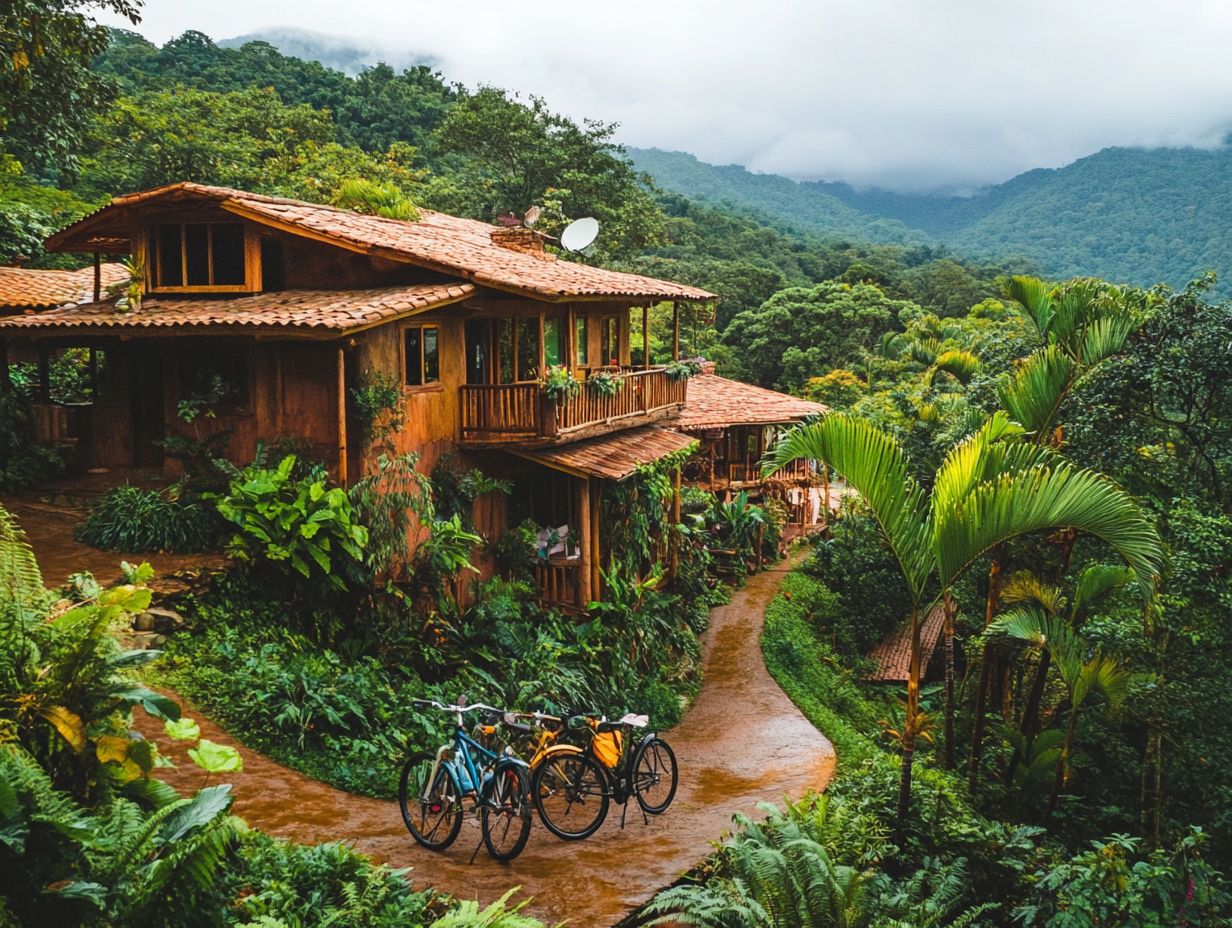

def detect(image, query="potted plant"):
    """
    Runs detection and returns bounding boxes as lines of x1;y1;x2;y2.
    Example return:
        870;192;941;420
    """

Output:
586;369;623;397
665;357;705;380
540;364;580;402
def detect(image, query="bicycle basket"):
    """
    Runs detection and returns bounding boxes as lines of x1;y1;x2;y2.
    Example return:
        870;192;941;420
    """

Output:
592;729;623;768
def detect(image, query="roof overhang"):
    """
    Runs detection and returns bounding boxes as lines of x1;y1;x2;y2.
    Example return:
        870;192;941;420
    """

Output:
511;427;699;481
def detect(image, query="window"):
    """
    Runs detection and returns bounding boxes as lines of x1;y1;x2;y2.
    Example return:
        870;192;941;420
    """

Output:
600;316;620;366
575;317;589;366
517;317;539;381
544;316;565;368
152;222;248;289
182;344;250;408
404;325;440;387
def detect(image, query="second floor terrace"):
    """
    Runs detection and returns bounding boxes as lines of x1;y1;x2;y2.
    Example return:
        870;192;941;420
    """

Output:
459;365;687;447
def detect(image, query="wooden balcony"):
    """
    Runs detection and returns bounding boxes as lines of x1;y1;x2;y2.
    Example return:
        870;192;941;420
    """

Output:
688;456;817;491
534;558;586;612
459;367;686;447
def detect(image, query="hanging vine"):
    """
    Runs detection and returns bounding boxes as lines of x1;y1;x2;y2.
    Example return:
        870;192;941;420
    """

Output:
600;444;696;578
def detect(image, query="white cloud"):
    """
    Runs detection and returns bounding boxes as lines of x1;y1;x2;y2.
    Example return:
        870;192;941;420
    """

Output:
96;0;1232;192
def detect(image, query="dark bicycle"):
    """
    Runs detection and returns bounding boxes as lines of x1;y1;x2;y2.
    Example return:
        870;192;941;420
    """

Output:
398;698;533;862
531;711;678;841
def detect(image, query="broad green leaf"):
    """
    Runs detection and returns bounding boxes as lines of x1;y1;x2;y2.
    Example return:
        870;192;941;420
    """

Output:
188;739;243;775
164;717;201;741
158;784;233;843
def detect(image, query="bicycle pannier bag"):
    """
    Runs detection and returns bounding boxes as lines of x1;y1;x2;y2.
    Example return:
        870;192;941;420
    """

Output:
593;729;622;768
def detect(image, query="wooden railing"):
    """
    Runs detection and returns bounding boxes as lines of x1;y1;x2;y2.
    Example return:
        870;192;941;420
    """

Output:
728;457;814;486
459;383;541;443
459;368;686;445
535;559;584;611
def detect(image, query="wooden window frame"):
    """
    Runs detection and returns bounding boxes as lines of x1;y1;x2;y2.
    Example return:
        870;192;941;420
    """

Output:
402;322;443;391
147;222;260;294
574;315;589;367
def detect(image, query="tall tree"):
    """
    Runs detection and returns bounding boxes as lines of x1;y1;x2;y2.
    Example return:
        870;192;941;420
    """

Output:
1;0;142;169
765;413;1163;830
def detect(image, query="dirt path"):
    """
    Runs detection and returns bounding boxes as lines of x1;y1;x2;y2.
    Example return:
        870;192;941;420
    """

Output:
141;561;835;926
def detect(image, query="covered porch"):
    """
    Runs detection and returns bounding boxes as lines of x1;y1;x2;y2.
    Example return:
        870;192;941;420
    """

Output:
505;425;695;612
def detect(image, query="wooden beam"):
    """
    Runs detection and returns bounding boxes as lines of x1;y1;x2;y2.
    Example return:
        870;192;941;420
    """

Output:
578;475;593;607
642;304;650;370
37;345;50;402
589;478;602;601
0;337;9;393
671;301;680;360
92;252;101;303
336;346;348;486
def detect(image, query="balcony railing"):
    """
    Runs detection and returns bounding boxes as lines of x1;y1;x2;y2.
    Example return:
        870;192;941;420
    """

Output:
534;558;585;611
459;367;686;446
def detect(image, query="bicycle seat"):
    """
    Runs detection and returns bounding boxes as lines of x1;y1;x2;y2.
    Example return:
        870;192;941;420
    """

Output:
619;713;649;728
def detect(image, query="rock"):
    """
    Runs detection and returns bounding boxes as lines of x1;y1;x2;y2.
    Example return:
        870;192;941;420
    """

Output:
145;607;186;633
132;612;155;631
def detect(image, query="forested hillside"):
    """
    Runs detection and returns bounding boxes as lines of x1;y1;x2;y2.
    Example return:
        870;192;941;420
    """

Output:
633;143;1232;292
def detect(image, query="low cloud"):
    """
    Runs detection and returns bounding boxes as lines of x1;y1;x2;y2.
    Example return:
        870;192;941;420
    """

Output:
102;0;1232;192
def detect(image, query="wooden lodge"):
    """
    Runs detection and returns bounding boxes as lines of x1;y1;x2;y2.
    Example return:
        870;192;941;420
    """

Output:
0;183;715;610
670;365;831;536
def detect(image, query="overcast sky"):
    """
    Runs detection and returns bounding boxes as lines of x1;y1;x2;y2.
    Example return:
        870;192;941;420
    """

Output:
96;0;1232;193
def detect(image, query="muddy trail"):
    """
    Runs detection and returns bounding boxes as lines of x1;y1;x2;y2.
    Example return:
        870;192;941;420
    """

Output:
141;562;836;926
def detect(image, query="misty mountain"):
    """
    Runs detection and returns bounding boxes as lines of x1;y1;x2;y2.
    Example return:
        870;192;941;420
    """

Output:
631;145;1232;291
219;26;430;74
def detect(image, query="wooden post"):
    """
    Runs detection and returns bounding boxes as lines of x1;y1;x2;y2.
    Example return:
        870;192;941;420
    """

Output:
671;301;680;360
0;337;9;392
823;462;831;519
566;303;575;371
577;476;592;607
92;251;101;302
589;478;602;601
538;309;546;376
336;346;348;486
669;466;682;579
642;304;650;370
37;345;50;402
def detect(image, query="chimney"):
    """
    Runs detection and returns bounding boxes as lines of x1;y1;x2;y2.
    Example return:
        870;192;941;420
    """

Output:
489;227;555;260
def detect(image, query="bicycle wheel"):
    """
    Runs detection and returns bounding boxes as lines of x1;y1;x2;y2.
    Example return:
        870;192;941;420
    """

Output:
632;737;678;815
399;752;463;850
532;751;609;841
481;763;533;862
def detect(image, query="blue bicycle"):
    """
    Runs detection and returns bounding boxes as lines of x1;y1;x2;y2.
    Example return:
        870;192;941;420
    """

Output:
399;699;533;862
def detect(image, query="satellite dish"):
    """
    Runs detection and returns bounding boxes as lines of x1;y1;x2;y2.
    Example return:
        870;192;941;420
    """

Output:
523;205;541;227
560;217;599;252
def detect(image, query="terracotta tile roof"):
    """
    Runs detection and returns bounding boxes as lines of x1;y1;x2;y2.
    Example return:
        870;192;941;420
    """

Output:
671;373;828;431
0;283;474;338
0;264;128;310
515;426;698;481
46;182;716;303
864;604;947;683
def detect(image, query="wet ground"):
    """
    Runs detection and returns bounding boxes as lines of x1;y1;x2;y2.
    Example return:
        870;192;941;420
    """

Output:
140;559;836;926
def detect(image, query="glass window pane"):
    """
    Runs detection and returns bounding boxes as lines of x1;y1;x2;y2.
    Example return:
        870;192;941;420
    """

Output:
405;328;422;385
423;327;439;383
497;318;515;383
544;317;563;367
575;317;588;365
517;317;539;381
184;224;210;286
156;224;183;287
213;224;246;285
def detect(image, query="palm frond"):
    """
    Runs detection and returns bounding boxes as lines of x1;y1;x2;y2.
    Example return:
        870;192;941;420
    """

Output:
999;572;1066;615
1003;275;1054;337
764;415;932;600
997;346;1075;435
932;464;1164;601
1071;563;1133;621
1079;314;1134;366
927;350;982;386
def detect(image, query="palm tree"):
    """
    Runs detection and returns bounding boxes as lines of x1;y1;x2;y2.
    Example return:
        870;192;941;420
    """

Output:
984;609;1131;820
763;413;1162;830
967;275;1140;789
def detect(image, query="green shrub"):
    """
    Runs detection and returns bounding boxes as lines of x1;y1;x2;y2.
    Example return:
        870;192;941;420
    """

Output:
76;485;220;553
0;392;64;492
224;832;435;927
804;501;912;657
214;455;368;593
